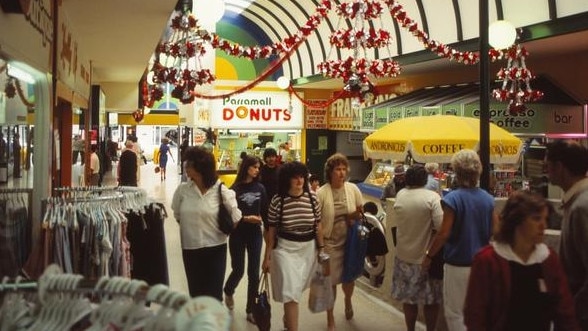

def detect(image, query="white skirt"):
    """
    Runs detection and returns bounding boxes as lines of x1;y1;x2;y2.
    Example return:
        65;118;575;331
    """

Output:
270;238;317;303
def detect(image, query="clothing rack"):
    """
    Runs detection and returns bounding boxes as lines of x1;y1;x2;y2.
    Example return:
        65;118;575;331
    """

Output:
0;265;227;331
0;188;33;279
0;269;186;309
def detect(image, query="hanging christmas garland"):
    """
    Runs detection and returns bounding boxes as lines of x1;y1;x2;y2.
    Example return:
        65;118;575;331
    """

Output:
491;44;543;114
318;0;400;104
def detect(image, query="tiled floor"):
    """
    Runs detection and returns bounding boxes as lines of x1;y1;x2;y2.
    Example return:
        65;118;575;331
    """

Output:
108;159;422;331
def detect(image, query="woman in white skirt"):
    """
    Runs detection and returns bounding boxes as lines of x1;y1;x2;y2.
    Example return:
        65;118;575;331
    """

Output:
262;161;326;331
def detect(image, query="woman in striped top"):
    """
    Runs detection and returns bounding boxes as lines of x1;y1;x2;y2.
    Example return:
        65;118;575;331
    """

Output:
262;161;326;331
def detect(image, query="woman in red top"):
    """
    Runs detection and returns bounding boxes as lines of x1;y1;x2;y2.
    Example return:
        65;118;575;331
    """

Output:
464;190;579;331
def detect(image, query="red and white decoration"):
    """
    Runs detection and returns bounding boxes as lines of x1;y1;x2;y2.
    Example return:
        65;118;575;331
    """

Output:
490;45;544;114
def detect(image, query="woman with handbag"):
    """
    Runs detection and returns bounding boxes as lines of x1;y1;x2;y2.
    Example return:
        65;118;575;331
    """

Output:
316;153;363;331
262;161;326;331
223;155;269;324
390;164;444;331
171;146;242;301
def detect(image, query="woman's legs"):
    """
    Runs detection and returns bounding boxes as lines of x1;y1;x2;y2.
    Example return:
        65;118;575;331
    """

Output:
245;227;262;314
424;303;440;331
403;303;418;331
342;281;355;319
224;231;246;309
284;301;299;331
326;285;337;329
182;244;227;300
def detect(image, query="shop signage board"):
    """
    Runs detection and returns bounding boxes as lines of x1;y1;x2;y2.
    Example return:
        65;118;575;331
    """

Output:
361;107;375;131
374;108;388;129
328;98;357;131
305;100;328;129
463;103;585;135
210;91;303;129
329;93;397;131
441;104;463;116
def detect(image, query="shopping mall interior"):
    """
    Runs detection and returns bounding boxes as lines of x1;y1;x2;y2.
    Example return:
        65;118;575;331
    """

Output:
1;0;587;330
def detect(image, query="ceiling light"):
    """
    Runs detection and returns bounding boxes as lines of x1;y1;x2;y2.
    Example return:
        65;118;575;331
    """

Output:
276;76;290;90
489;20;517;49
193;0;225;30
7;64;35;84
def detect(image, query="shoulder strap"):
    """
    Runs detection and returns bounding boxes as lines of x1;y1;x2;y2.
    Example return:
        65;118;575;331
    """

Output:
218;183;224;207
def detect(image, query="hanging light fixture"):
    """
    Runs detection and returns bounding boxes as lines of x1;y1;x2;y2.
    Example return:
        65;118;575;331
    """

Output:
192;0;225;31
317;0;400;104
489;20;517;50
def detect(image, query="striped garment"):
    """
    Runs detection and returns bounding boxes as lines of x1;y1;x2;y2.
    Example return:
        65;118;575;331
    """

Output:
267;191;321;240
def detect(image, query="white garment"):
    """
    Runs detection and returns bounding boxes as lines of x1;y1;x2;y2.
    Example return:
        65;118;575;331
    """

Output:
270;238;317;303
392;187;443;264
316;182;363;238
492;241;549;264
171;180;242;249
443;264;470;331
90;152;100;174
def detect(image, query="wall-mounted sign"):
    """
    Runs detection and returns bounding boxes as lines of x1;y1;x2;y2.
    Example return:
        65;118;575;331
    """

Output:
210;91;303;129
305;100;328;129
464;103;585;135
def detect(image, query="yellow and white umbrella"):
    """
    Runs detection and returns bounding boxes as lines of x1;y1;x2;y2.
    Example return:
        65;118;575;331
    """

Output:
363;115;523;164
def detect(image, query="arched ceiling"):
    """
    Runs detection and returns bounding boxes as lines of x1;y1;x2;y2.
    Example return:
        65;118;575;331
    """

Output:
216;0;588;86
62;0;588;90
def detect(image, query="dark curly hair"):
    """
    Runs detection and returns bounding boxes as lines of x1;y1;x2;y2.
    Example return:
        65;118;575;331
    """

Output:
405;164;428;187
183;146;218;188
496;190;550;245
277;161;309;197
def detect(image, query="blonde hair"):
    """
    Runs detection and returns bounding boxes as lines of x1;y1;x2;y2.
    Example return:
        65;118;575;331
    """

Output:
451;149;482;188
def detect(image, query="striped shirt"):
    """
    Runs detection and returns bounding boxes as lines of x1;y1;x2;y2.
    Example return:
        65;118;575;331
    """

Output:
267;191;321;241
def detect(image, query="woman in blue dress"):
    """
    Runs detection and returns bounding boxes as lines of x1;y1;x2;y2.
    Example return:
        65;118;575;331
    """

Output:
158;137;174;180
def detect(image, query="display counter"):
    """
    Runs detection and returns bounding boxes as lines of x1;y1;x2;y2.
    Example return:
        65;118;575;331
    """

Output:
357;162;395;200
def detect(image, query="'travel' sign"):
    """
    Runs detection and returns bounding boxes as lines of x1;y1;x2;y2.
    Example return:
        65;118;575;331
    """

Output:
210;91;303;129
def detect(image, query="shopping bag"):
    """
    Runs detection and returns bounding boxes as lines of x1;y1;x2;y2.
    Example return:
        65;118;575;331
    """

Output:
428;247;444;280
252;272;271;331
308;263;334;313
217;183;234;235
341;218;369;283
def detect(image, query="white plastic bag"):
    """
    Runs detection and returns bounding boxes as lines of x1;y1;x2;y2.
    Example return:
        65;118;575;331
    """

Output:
308;263;334;313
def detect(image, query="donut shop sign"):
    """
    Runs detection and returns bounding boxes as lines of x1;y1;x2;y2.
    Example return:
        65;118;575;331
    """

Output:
210;91;304;129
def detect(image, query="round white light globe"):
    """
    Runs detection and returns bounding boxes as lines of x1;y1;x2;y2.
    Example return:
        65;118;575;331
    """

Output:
489;20;517;49
276;76;290;90
193;0;225;30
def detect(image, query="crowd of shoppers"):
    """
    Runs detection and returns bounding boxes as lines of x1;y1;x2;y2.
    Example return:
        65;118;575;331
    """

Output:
167;138;587;331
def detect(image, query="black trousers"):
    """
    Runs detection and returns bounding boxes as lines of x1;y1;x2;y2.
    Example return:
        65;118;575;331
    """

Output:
182;243;227;300
224;223;262;313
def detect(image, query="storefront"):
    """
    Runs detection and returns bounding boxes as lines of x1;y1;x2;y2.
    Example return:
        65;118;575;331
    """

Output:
207;89;304;182
359;76;586;202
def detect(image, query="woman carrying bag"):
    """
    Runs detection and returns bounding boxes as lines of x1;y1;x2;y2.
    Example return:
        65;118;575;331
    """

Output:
316;153;363;331
171;146;242;301
262;161;326;331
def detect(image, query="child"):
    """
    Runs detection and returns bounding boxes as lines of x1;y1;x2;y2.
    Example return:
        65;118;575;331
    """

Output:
309;174;320;193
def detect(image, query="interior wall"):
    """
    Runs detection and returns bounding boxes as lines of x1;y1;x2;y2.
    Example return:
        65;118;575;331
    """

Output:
101;82;139;112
